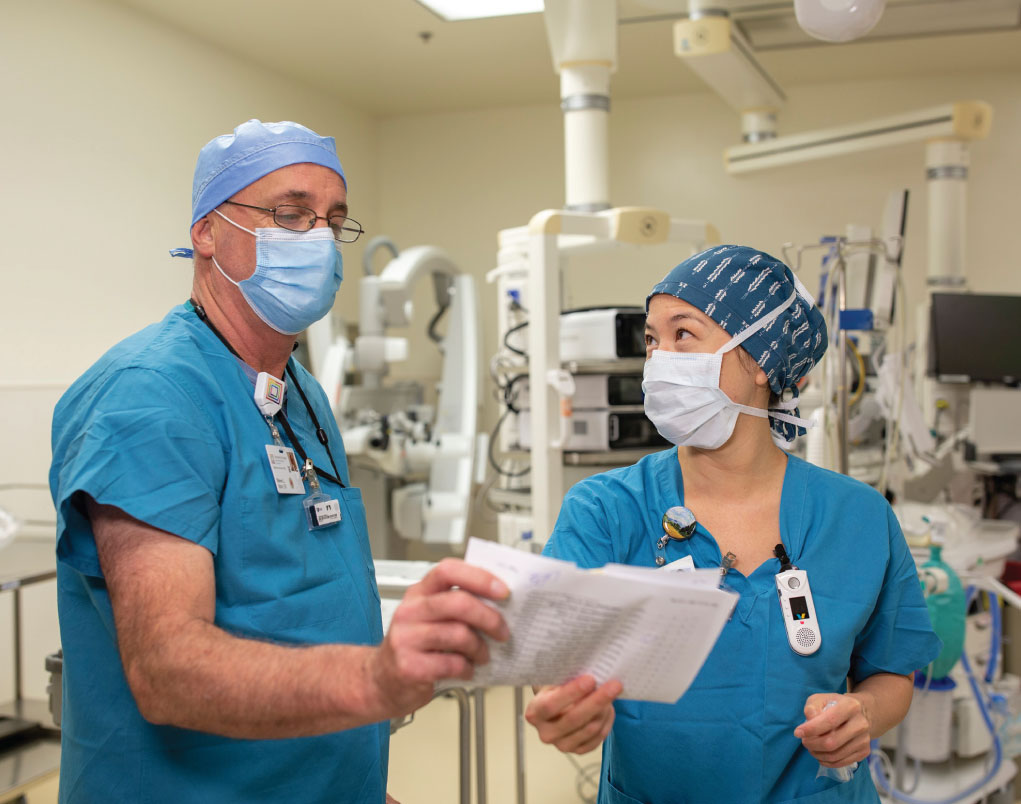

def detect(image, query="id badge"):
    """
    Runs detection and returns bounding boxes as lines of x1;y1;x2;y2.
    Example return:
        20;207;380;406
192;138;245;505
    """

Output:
659;555;696;572
304;492;342;530
265;445;305;495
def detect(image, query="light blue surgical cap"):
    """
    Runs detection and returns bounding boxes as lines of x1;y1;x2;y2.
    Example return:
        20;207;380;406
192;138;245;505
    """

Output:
189;119;346;227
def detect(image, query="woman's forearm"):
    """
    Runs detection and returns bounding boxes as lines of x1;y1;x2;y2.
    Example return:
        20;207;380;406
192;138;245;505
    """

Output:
848;672;914;738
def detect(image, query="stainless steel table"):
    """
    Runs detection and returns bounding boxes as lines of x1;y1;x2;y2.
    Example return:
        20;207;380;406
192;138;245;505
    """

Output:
0;538;59;802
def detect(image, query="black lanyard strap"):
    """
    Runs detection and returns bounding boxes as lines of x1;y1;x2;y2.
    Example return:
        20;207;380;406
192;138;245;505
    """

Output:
276;406;345;488
284;363;344;485
189;299;345;488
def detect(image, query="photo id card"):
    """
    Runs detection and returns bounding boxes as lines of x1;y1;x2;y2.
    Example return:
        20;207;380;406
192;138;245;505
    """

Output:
265;445;305;495
304;493;342;530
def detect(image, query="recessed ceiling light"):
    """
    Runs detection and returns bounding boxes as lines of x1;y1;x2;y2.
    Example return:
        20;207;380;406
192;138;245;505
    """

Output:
415;0;544;21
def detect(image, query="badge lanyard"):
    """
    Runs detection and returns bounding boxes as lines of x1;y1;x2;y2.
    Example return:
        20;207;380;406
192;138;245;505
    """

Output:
189;299;344;529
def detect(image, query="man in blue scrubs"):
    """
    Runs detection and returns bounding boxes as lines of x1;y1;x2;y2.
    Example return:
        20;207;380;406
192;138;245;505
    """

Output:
50;120;509;803
525;246;941;802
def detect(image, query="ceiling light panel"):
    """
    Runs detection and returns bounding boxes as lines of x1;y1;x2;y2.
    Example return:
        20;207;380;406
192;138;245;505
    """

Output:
415;0;544;21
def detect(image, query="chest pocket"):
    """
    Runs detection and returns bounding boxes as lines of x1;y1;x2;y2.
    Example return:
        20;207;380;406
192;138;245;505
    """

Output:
235;484;381;643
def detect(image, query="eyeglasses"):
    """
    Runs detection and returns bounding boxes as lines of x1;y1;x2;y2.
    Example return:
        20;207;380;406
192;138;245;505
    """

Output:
223;201;364;243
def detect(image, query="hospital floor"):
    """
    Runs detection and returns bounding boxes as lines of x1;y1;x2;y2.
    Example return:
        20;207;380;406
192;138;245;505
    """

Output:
389;685;598;804
20;686;599;804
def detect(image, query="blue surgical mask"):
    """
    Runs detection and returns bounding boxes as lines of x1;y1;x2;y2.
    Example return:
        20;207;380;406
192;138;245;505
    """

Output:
212;209;343;335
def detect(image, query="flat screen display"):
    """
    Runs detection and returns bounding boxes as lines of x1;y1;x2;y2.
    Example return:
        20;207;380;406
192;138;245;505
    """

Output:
929;293;1021;384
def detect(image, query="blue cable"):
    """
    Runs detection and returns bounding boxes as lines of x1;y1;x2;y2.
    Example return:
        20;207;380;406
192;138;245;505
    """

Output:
986;591;1001;685
869;586;1003;803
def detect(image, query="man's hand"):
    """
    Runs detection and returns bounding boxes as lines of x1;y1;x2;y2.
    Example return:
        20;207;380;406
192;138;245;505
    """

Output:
525;675;622;754
369;558;510;716
794;693;872;768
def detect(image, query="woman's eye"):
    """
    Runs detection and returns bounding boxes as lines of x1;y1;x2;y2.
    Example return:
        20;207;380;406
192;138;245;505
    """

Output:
677;329;692;340
645;334;655;347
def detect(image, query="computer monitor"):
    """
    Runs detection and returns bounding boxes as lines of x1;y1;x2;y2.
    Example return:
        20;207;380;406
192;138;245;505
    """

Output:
928;293;1021;384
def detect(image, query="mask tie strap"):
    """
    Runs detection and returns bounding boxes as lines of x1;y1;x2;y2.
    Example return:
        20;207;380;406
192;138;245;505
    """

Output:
209;209;257;288
211;256;241;288
213;208;257;236
715;290;798;355
769;408;813;429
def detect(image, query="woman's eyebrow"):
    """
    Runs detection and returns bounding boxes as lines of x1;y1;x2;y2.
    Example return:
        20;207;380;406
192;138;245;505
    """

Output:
646;311;705;332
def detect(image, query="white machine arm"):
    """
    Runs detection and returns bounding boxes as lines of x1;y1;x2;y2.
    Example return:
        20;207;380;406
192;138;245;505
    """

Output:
311;244;480;548
383;251;480;546
377;245;458;327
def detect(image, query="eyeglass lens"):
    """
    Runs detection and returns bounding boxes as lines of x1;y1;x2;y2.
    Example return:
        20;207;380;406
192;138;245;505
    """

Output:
272;205;362;242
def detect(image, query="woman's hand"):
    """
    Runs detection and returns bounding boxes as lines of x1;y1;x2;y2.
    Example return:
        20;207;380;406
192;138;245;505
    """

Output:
525;674;623;754
793;693;873;768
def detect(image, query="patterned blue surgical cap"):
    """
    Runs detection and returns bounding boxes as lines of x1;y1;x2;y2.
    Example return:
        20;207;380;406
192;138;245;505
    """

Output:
646;244;828;443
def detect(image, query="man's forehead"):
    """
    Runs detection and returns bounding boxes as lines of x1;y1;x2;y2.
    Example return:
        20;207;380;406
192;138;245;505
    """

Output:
242;163;346;204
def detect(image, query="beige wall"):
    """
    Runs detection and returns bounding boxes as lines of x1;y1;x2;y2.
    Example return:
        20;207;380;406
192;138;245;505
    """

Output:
0;0;377;702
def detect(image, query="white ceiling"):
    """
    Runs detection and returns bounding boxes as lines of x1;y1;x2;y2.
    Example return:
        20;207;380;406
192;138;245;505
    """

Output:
105;0;1021;116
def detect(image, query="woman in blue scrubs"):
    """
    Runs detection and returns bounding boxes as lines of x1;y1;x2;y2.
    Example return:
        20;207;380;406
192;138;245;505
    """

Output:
526;245;941;803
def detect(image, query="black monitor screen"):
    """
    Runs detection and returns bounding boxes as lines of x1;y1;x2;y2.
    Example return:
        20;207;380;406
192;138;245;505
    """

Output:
789;596;810;621
928;293;1021;384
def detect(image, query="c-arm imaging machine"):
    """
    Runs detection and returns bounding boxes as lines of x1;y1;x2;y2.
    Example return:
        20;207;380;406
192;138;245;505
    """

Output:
306;243;479;548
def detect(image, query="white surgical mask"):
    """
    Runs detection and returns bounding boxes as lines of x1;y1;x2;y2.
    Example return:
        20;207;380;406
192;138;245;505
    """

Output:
643;291;812;450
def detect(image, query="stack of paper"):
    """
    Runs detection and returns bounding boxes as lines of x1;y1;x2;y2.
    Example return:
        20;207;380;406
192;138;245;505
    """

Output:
451;538;737;704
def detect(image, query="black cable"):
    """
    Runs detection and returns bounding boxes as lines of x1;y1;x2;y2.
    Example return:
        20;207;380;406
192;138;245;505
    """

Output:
427;302;449;348
502;373;528;414
503;320;528;357
488;408;530;478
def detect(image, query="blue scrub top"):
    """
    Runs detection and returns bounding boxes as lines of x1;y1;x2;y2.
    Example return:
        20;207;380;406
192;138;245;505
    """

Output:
50;304;387;803
544;449;941;804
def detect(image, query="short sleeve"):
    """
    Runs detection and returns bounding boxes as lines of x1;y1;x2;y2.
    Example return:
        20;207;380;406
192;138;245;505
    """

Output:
850;506;943;681
542;480;620;569
52;367;227;578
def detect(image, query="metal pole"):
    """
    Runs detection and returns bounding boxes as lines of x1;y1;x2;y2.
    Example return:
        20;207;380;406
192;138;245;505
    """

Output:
836;258;850;476
14;588;22;702
446;688;472;804
894;721;907;791
474;687;487;804
527;229;565;544
514;686;527;804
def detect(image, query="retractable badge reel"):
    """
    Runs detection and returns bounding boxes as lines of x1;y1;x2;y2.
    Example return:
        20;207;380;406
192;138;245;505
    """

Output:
774;544;821;656
255;372;305;495
655;506;696;566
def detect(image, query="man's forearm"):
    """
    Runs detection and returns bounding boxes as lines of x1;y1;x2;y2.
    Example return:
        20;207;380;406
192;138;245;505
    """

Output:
127;618;391;739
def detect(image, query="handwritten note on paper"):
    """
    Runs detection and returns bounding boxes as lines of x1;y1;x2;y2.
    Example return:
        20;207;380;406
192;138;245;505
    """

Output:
450;538;738;704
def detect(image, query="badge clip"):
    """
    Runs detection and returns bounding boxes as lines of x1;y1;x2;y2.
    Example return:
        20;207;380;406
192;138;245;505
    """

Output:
254;372;285;417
